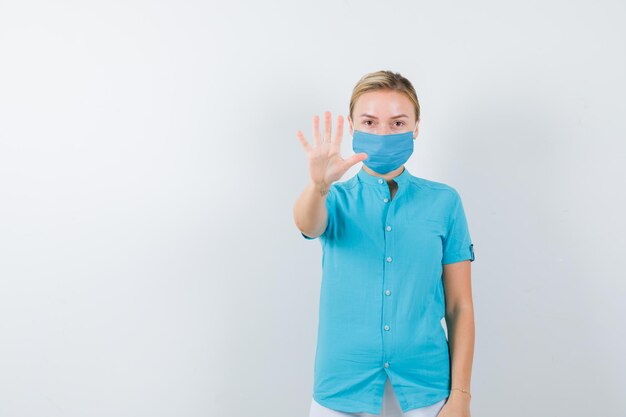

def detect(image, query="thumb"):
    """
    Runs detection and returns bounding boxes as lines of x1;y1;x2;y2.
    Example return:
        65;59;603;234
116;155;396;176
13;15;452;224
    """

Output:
345;152;368;168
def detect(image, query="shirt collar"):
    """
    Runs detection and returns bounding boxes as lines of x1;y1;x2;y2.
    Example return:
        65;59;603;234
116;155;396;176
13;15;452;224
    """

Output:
357;165;412;186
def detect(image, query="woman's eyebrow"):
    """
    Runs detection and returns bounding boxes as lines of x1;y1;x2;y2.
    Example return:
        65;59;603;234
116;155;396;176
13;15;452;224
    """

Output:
359;113;409;119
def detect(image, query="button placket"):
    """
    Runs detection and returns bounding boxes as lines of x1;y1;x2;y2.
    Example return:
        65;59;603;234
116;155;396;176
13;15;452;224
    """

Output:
381;180;395;360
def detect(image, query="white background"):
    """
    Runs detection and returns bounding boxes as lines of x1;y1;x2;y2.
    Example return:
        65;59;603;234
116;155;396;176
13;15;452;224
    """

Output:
1;1;625;416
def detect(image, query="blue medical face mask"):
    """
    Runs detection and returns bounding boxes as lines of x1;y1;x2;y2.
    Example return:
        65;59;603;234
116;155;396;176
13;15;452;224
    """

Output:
352;129;415;174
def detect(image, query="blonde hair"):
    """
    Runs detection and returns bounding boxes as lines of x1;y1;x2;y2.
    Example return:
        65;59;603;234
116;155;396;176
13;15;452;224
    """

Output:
349;70;420;122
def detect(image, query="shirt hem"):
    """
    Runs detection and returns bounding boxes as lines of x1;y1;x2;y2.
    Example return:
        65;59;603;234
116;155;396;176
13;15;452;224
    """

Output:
312;393;381;415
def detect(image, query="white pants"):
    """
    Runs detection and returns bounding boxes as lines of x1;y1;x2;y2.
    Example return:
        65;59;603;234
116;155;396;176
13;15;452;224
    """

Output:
309;377;447;417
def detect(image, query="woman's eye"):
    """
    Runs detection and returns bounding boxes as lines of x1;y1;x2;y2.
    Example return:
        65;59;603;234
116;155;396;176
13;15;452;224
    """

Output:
395;121;405;126
363;120;373;126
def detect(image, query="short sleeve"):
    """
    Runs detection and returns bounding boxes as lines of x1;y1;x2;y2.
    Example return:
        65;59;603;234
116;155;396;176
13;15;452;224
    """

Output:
301;184;336;241
442;190;475;264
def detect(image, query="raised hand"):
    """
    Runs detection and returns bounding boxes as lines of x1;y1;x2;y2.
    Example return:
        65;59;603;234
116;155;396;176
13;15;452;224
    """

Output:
297;111;367;192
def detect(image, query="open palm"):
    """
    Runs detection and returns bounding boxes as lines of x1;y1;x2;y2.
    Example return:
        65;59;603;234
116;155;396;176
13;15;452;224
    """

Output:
296;111;367;187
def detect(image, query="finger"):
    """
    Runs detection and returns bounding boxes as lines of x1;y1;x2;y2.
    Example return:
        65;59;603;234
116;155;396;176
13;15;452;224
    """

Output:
312;114;322;147
323;111;332;144
333;115;344;149
296;130;312;153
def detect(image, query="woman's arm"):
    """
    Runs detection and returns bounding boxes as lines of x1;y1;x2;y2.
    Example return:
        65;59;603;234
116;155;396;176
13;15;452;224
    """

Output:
294;111;367;239
293;180;330;238
442;260;474;415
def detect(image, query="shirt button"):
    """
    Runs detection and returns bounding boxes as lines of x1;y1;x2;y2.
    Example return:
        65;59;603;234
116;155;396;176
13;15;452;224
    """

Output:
386;256;393;263
383;198;389;203
384;325;390;331
384;362;390;368
386;225;392;231
378;179;383;184
385;290;391;296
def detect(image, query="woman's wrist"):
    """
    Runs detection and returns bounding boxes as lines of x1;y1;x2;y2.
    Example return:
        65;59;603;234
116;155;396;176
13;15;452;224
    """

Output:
449;388;471;402
311;179;329;197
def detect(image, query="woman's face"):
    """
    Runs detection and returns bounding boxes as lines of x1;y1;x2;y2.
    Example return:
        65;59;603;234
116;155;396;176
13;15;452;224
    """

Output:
348;89;419;138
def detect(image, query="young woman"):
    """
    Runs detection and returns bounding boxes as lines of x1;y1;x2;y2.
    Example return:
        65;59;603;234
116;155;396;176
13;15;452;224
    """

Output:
294;70;475;417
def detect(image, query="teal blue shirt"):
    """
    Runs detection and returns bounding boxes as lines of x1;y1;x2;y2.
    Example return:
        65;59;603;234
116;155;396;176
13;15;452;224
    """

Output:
301;165;475;414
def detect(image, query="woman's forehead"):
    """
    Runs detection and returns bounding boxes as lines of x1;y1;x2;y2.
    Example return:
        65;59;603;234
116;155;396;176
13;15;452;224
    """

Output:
354;90;413;117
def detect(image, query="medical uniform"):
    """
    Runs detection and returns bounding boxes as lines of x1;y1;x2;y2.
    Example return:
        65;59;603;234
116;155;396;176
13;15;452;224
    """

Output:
302;166;474;415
